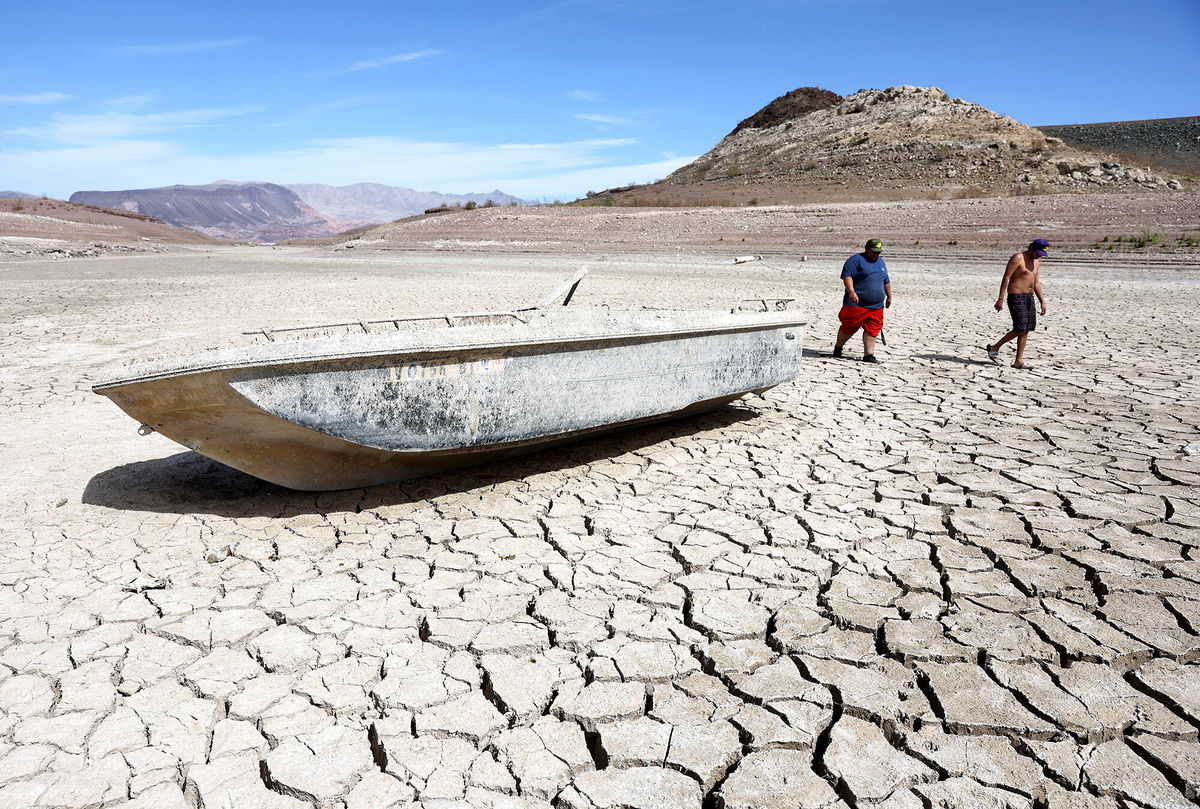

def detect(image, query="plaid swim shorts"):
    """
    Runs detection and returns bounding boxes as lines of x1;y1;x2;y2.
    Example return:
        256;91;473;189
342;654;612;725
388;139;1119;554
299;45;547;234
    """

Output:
1007;293;1036;333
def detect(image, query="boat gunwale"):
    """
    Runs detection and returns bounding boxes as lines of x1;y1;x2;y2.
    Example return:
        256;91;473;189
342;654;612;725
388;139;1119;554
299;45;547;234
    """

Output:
92;312;807;392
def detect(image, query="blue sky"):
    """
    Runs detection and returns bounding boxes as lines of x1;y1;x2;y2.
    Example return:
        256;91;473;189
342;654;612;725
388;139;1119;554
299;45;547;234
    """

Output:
2;0;1197;201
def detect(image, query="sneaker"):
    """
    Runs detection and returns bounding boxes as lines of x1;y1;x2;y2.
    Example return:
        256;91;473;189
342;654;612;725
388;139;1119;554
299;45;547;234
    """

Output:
862;354;879;363
832;345;843;358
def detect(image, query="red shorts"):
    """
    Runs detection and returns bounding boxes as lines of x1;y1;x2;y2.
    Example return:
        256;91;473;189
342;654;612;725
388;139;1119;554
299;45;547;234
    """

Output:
838;305;885;337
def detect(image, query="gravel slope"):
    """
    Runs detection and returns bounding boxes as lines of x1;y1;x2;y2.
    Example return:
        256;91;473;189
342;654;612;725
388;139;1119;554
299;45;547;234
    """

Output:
311;192;1200;264
1039;117;1200;178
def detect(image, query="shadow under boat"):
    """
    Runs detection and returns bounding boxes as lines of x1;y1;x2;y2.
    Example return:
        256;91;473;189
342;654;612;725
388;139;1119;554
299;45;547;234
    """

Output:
82;404;760;518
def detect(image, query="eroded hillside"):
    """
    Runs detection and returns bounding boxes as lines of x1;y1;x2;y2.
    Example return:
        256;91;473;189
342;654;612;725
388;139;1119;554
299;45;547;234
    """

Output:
0;196;222;259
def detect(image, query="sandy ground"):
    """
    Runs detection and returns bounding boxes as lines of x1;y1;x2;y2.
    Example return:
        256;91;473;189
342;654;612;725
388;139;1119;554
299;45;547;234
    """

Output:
2;245;1200;808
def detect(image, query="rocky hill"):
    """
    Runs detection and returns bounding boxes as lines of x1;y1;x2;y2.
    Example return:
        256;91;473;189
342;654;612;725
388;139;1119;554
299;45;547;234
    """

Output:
585;86;1189;206
727;86;841;135
286;183;525;226
1037;116;1200;179
69;182;354;243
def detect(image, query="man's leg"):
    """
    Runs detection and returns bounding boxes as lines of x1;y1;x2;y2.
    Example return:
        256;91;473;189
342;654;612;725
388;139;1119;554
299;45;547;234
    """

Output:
991;330;1019;350
834;327;856;356
861;309;882;361
1013;332;1029;366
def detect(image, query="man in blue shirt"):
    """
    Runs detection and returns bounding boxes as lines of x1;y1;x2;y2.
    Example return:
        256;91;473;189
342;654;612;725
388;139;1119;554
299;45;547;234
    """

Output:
833;238;892;363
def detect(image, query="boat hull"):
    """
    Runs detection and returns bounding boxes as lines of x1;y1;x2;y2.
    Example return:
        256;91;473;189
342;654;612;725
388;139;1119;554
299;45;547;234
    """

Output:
95;311;804;490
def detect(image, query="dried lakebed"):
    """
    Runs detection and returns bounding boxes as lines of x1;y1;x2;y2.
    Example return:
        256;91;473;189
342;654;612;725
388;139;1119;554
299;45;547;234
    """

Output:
2;248;1199;809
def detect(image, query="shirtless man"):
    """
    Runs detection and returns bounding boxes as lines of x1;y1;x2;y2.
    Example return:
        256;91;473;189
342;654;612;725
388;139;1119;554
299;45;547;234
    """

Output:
985;239;1048;368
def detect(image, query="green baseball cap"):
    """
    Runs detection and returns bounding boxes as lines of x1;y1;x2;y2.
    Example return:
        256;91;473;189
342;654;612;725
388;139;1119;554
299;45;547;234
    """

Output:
865;239;883;252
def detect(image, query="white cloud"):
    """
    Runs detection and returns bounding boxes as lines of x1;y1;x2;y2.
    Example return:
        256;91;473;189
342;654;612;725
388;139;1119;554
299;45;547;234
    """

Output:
0;134;694;201
320;50;442;77
0;92;71;105
0;140;184;195
103;38;254;56
575;113;636;127
7;106;267;145
244;136;644;189
565;89;604;102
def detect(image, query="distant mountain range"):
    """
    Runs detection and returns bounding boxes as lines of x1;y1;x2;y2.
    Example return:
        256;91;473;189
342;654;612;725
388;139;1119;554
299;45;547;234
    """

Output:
69;182;344;242
68;181;528;243
285;183;523;226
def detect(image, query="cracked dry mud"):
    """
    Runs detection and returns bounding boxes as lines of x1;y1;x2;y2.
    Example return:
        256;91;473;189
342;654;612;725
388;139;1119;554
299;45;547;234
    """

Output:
2;246;1199;809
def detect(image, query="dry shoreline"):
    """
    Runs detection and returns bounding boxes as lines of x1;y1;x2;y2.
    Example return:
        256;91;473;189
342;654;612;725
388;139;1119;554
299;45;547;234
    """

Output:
2;246;1199;808
4;191;1198;264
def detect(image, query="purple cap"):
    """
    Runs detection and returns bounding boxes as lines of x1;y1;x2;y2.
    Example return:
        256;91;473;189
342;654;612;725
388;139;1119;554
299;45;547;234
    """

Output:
1029;238;1050;257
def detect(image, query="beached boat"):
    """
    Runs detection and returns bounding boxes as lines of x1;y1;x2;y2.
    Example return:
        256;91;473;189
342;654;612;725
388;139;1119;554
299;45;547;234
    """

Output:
92;271;805;490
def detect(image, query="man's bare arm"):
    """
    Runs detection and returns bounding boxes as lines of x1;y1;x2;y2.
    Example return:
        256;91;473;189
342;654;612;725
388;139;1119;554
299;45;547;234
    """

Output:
884;281;892;308
843;276;859;305
1034;275;1046;314
995;256;1019;311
